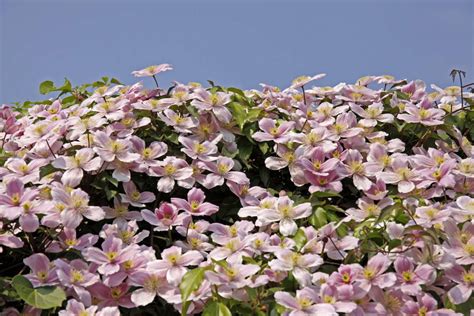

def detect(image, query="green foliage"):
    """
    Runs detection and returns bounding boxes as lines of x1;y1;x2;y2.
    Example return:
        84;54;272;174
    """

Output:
11;275;66;310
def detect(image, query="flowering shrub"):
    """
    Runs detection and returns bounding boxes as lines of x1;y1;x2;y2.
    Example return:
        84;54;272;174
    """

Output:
0;64;474;315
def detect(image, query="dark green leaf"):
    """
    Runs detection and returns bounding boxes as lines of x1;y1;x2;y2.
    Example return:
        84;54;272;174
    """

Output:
202;301;232;316
12;275;66;309
39;81;55;95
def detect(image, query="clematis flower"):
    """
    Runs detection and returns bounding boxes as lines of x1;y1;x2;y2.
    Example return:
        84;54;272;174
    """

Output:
290;73;326;89
350;102;394;127
24;253;58;287
445;264;474;304
141;202;189;231
0;225;24;253
178;135;219;161
202;157;249;189
205;260;260;290
149;157;194;193
83;237;132;275
341;149;372;191
46;227;98;253
129;270;176;306
397;103;444;126
93;131;141;163
393;256;435;295
158;109;197;133
257;196;312;236
252;118;295;143
88;282;135;309
103;197;142;222
190;89;232;123
3;158;45;183
59;299;120;316
269;249;323;285
100;220;149;245
171;187;219;216
401;294;439;316
129;136;168;168
378;157;420;193
119;181;155;207
275;287;337;316
357;253;396;291
51;187;105;228
147;246;203;286
132;63;173;77
55;259;99;305
52;148;102;186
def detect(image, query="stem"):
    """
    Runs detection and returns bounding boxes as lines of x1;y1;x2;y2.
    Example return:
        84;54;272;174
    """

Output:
300;85;309;130
45;140;56;158
152;75;160;89
327;236;344;259
458;72;464;109
1;132;7;150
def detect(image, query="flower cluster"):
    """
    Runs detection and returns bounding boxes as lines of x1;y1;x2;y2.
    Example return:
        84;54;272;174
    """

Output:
0;65;473;315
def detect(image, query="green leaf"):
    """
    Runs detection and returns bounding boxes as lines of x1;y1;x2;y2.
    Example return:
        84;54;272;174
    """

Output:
309;207;327;228
39;164;59;179
39;81;55;95
229;102;247;130
12;275;66;309
202;301;232;316
180;267;206;316
293;228;307;251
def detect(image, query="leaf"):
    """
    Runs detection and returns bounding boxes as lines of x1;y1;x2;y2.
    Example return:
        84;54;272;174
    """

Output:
293;228;307;251
180;267;206;316
39;81;55;95
228;102;247;130
12;275;66;309
39;164;59;179
309;207;327;228
202;301;232;316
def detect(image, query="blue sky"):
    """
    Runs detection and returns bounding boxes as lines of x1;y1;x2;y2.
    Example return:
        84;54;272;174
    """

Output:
0;0;472;103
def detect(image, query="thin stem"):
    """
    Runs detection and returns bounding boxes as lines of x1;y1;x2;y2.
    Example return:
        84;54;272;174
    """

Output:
152;75;159;89
327;236;344;259
45;140;57;158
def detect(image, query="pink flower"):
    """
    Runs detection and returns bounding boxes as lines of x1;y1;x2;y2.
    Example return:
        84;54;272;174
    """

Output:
51;187;105;228
269;249;323;285
415;203;451;228
190;89;232;123
178;135;219;161
252;118;295;143
357;253;396;291
158;109;197;133
129;136;168;168
129;270;175;306
202;157;248;189
205;260;260;289
83;237;132;275
341;149;372;191
93;131;141;163
378;157;419;193
171;187;219;216
119;181;155;207
4;158;45;184
103;197;142;222
149;157;194;193
141;202;189;231
290;73;326;89
397;102;444;126
275;287;337;316
55;259;99;305
401;294;438;316
24;253;58;287
131;63;173;77
394;256;435;295
445;264;474;304
148;246;203;286
88;282;135;309
59;299;120;316
46;227;98;253
52;148;102;186
350;102;394;127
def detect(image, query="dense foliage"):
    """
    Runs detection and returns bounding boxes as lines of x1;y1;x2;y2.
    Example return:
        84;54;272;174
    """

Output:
0;64;474;315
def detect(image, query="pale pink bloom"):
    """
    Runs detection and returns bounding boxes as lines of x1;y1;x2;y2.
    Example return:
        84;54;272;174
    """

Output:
364;179;388;200
350;102;394;127
103;197;142;222
24;253;58;287
93;131;141;163
83;237;132;275
290;73;326;89
100;220;149;245
88;282;135;309
258;197;312;236
319;223;359;260
238;196;277;219
305;170;344;193
378;157;420;193
190;89;232;123
111;113;151;137
0;229;24;253
269;249;323;285
129;270;175;306
51;187;105;228
454;195;474;217
147;246;203;286
178;135;219;161
202;157;249;189
92;99;127;121
208;237;250;261
275;288;337;316
415;203;451;228
132;63;173;77
365;143;393;175
318;284;357;313
119;181;155;207
310;102;348;127
394;256;435;295
292;127;336;154
346;197;393;222
4;158;45;183
328;112;363;140
208;221;255;243
252;118;295;143
341;149;373;191
417;160;457;189
0;178;38;221
174;230;214;255
401;294;438;316
149;157;194;193
46;228;98;253
141;202;189;231
171;187;219;216
445;264;474;304
205;260;260;289
59;299;120;316
55;259;99;305
129;136;167;168
158;109;197;133
52;148;102;186
398;103;444;126
357;253;396;291
299;147;340;177
67;113;107;141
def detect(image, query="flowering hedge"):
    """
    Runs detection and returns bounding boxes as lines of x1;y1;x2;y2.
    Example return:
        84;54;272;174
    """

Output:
0;64;474;315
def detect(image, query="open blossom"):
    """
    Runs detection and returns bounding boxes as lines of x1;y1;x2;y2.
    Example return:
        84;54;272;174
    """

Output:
147;246;203;286
131;63;172;77
103;197;141;222
119;181;155;207
178;135;219;161
270;249;323;285
350;102;394;127
275;287;337;316
51;187;105;228
191;89;232;123
205;259;260;290
397;102;444;126
129;270;175;307
171;187;219;216
93;131;141;163
394;256;435;295
55;259;99;305
141;202;189;231
149;156;194;193
52;148;102;185
59;299;120;316
24;253;58;287
46;228;98;253
252;118;295;143
357;253;396;291
202;157;248;189
83;237;132;275
445;264;474;304
255;196;312;236
378;157;420;193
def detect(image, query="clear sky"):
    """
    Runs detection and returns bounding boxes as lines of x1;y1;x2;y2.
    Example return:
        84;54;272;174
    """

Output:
0;0;473;103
